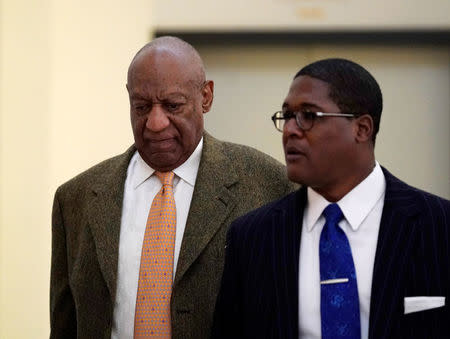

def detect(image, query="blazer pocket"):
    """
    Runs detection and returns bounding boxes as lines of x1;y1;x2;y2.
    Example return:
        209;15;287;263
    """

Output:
404;296;445;314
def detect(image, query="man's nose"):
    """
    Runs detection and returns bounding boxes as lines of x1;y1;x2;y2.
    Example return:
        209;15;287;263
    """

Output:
146;105;170;132
283;117;305;138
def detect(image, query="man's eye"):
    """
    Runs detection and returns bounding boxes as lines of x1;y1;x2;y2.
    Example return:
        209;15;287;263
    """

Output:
134;104;149;113
302;111;317;121
283;111;295;120
165;102;182;112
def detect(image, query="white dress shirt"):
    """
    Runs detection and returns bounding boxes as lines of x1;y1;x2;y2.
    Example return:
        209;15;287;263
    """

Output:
298;162;386;339
111;138;203;339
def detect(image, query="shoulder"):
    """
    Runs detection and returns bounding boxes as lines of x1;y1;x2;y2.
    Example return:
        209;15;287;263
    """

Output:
412;187;450;212
207;133;283;165
55;146;135;197
383;167;450;219
219;139;280;164
204;132;293;187
230;190;300;234
225;141;286;175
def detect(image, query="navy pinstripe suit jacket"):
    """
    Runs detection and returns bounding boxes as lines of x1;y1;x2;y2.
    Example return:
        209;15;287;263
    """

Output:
212;168;450;339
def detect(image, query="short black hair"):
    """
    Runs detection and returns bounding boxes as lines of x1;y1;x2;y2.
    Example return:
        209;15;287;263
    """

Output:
295;58;383;143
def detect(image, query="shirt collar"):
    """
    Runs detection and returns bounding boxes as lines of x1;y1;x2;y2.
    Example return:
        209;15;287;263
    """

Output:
131;137;203;189
304;162;386;232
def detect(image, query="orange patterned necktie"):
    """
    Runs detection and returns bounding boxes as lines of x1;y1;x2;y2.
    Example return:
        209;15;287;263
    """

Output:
134;171;176;338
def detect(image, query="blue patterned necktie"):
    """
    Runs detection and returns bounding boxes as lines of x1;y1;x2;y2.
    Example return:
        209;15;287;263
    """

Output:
319;203;361;339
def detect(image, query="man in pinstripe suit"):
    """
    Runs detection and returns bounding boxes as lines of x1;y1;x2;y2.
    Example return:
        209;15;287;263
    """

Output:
212;58;450;339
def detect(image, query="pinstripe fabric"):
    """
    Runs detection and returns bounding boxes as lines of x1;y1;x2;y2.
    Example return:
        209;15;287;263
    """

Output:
212;189;304;339
134;171;176;338
368;170;450;339
212;167;450;339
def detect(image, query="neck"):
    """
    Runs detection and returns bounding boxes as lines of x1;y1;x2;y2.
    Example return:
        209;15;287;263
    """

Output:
313;159;376;202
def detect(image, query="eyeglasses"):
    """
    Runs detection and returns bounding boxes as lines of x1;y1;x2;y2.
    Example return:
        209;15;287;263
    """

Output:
271;111;357;132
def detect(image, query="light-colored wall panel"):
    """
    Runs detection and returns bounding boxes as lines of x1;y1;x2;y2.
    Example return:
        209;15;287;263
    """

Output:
1;1;53;337
155;0;450;30
201;44;450;199
49;0;154;186
0;1;153;338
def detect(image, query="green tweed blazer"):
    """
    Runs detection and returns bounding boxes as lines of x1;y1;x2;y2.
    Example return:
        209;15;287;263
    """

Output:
50;132;295;339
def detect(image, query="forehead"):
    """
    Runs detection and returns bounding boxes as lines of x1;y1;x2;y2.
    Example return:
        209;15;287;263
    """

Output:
128;50;197;96
283;75;334;109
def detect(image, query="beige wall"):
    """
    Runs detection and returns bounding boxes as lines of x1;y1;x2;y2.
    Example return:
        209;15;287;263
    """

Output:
0;0;153;337
154;0;450;30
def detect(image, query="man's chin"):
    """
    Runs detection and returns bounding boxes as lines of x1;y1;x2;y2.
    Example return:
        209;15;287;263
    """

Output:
286;169;308;186
141;151;180;172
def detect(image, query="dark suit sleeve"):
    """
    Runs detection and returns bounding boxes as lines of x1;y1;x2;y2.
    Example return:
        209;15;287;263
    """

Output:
211;221;243;339
50;190;77;339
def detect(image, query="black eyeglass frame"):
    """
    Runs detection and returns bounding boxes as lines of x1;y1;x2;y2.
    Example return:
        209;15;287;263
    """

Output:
271;110;357;132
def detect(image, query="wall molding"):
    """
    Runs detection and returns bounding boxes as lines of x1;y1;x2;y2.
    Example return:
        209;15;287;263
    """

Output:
155;30;450;46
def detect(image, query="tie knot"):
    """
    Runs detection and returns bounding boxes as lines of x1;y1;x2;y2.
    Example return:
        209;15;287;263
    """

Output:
322;203;343;224
155;171;175;186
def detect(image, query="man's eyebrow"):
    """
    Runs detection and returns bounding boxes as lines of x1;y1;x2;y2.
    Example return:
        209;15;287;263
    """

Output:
163;92;188;100
282;102;322;111
300;103;322;110
129;92;188;101
129;91;146;100
130;95;146;102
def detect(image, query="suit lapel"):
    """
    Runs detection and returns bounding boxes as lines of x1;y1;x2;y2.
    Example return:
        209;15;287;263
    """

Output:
174;133;238;286
86;135;237;296
87;146;136;301
368;168;422;339
270;189;305;338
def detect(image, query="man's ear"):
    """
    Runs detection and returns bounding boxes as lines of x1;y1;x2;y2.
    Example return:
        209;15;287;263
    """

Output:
201;80;214;113
354;114;374;143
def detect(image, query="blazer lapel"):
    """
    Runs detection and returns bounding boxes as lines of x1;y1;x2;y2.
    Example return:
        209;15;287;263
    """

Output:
270;189;305;338
368;168;422;339
174;133;238;286
87;146;136;301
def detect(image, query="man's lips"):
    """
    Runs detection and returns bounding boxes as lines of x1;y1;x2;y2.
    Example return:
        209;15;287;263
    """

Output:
285;145;307;161
147;137;176;151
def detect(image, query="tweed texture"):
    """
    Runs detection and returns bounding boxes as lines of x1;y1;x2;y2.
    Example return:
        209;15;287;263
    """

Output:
50;132;296;339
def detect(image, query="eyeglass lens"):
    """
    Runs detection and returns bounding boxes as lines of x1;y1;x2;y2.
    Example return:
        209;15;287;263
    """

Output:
274;112;314;131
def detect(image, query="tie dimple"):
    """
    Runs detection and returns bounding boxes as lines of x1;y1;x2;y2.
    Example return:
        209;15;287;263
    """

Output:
322;203;343;224
156;171;175;187
134;171;176;338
